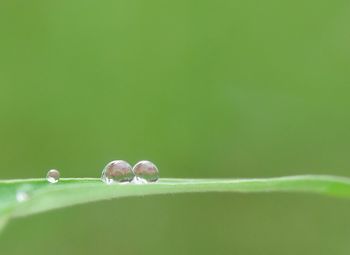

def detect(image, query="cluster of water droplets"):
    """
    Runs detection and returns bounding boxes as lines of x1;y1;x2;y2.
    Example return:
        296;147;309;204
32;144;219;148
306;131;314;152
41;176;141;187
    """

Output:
16;160;159;202
101;160;159;184
42;160;159;185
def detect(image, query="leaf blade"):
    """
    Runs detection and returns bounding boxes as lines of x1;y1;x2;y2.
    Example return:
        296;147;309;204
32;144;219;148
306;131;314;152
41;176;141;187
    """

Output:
1;175;350;221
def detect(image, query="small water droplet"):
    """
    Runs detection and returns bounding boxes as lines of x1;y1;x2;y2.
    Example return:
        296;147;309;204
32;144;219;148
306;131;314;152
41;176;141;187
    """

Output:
46;169;60;183
132;160;159;182
16;190;30;202
16;185;31;203
101;160;134;184
16;185;33;202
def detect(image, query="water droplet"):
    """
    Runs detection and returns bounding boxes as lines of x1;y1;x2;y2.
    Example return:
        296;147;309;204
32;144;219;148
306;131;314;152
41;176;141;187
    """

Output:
16;184;33;202
132;160;159;182
16;190;30;202
16;185;33;202
46;169;60;183
101;160;134;184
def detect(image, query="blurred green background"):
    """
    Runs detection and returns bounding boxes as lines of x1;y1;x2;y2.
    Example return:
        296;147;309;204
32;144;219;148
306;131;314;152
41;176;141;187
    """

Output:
1;0;350;254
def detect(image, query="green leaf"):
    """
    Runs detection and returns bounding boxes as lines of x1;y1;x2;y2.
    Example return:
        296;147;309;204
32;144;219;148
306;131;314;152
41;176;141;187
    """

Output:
1;175;350;231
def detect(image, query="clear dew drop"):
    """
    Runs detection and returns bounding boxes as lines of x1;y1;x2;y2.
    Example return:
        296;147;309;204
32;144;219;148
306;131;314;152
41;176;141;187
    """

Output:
46;169;60;183
132;160;159;182
101;160;134;184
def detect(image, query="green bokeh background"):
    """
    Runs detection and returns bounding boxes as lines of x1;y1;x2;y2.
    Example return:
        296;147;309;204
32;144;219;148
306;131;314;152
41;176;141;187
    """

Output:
1;0;350;254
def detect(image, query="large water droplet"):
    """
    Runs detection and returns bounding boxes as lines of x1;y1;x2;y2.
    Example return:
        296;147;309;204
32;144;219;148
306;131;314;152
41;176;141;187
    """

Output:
132;160;159;182
47;169;60;183
101;160;134;184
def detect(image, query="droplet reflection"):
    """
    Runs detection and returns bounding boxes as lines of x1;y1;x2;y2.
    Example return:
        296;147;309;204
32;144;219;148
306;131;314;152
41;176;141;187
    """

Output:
132;160;159;182
101;160;134;184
